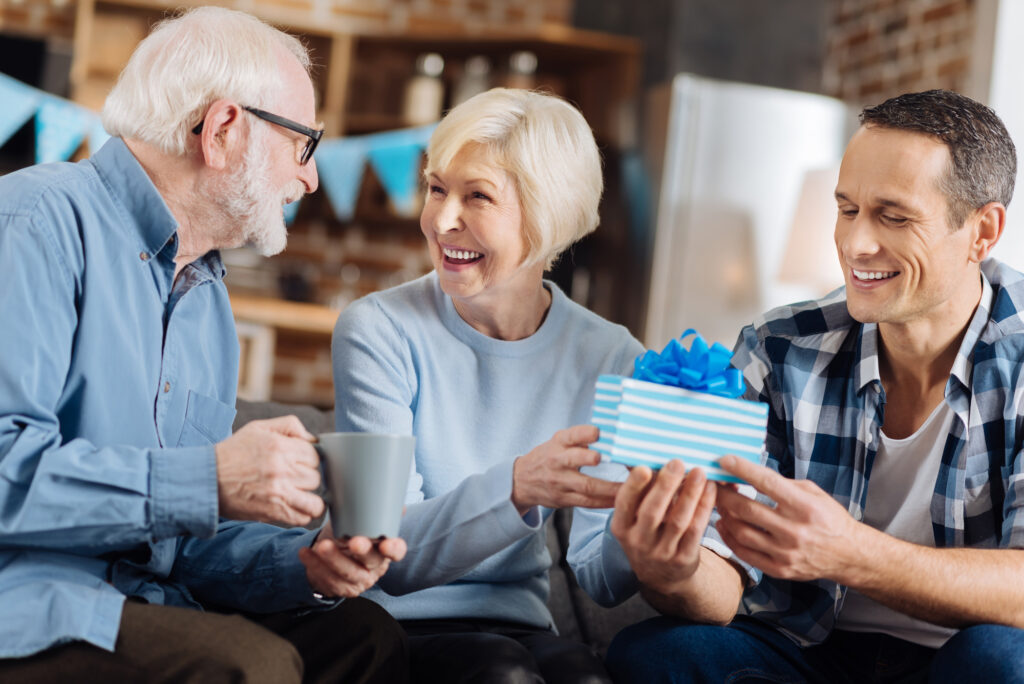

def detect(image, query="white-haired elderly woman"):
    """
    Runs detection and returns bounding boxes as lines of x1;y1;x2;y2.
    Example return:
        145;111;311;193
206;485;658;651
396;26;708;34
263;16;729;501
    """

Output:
332;88;643;683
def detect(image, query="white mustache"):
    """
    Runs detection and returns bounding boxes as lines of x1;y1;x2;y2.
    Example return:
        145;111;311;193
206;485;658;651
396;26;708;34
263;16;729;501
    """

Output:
283;180;306;206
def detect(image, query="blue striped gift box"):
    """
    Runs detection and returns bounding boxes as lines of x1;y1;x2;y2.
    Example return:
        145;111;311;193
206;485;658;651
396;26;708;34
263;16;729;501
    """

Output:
590;374;768;484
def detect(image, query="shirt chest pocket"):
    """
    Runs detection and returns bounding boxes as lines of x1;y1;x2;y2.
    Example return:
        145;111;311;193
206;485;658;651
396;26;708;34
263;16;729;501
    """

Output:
962;464;1002;545
175;390;236;447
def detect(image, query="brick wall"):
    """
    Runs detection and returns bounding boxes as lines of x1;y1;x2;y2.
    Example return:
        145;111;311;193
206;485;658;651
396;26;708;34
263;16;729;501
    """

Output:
271;330;338;407
824;0;978;104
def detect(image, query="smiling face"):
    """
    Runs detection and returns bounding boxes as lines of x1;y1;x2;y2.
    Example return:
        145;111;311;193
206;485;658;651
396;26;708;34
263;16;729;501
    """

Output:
420;144;542;309
834;125;982;329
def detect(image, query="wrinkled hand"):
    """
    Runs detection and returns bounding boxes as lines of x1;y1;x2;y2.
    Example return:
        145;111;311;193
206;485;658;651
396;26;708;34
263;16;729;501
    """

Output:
215;416;324;526
610;460;716;595
511;425;621;514
300;522;407;598
715;454;860;582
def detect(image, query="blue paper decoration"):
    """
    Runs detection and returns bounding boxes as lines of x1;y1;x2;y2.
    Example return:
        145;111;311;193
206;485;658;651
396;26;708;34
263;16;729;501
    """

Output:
365;124;436;217
316;137;368;221
90;120;111;155
283;199;301;225
315;123;434;221
35;97;94;164
0;73;42;149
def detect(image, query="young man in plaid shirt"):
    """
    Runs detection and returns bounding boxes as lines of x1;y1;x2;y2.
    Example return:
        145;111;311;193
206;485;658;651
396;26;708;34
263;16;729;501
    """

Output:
593;90;1024;682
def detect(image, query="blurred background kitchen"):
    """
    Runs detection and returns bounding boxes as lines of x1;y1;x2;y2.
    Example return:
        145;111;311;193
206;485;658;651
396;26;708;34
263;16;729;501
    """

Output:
2;0;1022;408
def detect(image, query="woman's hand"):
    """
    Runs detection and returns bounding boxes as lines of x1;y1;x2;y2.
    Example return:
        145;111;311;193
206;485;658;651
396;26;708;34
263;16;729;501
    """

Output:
510;425;621;514
299;521;408;599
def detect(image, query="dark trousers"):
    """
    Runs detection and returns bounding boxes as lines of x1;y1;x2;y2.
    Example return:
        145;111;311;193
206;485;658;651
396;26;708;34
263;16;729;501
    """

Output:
0;597;409;684
606;614;1024;684
402;617;611;684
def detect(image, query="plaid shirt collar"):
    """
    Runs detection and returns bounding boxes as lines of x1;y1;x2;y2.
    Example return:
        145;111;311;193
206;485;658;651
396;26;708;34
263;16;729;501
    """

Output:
852;272;994;403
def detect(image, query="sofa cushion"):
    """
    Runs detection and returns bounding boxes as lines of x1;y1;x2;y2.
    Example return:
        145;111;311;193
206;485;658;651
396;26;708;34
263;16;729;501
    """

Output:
233;398;334;435
550;508;658;656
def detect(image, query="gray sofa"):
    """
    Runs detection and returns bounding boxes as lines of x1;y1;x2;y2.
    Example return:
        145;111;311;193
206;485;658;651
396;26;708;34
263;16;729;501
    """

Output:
233;399;657;656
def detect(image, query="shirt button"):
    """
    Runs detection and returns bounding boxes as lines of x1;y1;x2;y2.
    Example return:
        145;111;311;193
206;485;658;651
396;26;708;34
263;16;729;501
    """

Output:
140;252;150;261
163;381;171;393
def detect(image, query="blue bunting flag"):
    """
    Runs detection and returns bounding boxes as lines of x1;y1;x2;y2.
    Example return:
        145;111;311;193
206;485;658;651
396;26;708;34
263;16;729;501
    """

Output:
0;72;440;225
89;119;111;155
316;137;368;221
35;96;96;164
0;73;42;149
365;124;436;217
283;199;301;225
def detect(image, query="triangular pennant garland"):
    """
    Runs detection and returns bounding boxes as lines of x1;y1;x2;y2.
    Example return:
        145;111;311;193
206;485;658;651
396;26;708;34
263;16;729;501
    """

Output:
1;71;442;224
315;137;368;221
0;73;42;149
367;144;424;217
35;97;95;164
365;125;435;217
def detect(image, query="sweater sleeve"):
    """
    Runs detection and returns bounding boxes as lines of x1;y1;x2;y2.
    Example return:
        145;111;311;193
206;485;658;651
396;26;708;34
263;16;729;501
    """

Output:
566;335;647;605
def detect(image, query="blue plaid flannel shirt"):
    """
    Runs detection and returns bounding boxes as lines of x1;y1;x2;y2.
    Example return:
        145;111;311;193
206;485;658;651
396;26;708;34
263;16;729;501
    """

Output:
704;258;1024;646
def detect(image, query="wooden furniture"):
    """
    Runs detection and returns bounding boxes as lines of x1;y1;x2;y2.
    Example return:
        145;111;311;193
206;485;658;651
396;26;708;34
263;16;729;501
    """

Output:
69;0;640;142
230;295;339;402
230;294;340;337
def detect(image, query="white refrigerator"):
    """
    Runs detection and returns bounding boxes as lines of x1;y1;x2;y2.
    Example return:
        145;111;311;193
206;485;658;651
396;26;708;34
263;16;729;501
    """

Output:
642;73;854;350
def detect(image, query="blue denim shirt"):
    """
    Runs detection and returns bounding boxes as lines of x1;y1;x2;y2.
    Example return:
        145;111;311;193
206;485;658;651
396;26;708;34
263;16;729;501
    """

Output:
0;139;324;658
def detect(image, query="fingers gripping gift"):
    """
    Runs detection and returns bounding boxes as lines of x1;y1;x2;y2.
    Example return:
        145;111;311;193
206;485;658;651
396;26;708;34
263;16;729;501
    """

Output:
590;329;768;483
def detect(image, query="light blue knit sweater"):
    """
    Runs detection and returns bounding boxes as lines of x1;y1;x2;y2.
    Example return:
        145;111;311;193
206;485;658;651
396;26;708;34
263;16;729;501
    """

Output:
331;272;643;629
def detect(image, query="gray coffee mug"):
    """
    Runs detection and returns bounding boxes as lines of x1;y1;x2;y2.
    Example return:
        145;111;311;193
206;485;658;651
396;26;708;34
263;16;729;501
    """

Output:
316;432;414;539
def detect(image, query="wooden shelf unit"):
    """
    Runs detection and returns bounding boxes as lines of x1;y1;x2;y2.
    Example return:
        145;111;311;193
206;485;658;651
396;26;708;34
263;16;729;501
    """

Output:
69;0;641;142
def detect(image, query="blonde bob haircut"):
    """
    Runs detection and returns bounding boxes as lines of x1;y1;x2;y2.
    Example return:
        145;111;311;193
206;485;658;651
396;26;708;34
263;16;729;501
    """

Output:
424;88;603;270
102;6;310;156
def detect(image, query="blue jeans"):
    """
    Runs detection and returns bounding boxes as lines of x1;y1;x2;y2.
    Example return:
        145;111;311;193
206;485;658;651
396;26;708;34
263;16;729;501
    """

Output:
606;615;1024;683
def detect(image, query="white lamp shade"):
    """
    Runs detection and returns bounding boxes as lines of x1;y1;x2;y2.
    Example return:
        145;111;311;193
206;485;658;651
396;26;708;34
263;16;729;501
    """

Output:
777;166;844;294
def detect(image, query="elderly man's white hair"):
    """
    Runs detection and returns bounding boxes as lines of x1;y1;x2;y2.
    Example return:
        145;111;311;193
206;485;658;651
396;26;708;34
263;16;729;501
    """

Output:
102;6;311;156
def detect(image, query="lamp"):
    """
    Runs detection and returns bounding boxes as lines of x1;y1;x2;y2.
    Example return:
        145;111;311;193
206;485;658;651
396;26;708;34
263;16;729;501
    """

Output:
777;166;844;297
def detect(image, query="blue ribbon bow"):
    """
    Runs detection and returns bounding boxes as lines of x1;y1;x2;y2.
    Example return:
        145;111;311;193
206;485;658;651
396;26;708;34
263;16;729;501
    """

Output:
632;329;745;398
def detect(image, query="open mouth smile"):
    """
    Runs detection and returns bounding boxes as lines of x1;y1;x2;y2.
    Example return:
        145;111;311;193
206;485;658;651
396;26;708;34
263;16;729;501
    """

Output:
443;247;484;265
852;268;899;282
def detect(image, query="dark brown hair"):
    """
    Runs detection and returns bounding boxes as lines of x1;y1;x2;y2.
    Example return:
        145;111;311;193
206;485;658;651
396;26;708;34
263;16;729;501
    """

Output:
860;89;1016;229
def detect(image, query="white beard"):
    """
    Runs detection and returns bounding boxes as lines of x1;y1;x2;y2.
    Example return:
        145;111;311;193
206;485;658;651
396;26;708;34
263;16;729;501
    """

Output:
207;128;306;257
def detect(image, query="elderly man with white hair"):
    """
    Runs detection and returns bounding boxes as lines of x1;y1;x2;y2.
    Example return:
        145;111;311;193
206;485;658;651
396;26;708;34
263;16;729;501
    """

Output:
0;7;407;683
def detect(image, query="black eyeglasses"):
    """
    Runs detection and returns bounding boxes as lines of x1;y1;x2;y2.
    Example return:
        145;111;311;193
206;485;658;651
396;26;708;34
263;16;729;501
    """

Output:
192;105;323;165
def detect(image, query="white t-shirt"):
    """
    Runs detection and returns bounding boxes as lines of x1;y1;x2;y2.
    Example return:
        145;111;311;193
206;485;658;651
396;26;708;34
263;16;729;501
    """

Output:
835;400;959;648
